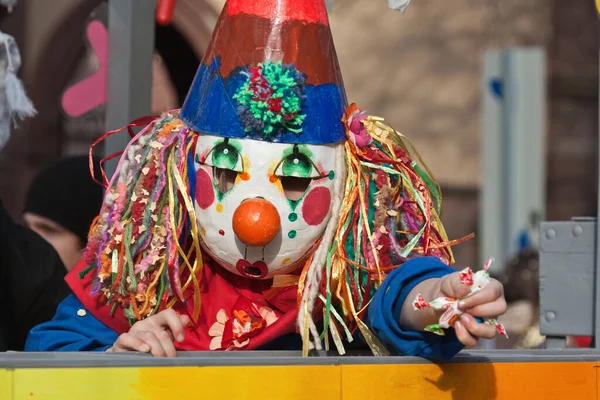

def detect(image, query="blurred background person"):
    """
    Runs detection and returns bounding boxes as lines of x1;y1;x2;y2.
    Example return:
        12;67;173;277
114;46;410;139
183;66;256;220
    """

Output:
494;250;545;349
0;155;102;350
22;155;103;271
0;198;69;351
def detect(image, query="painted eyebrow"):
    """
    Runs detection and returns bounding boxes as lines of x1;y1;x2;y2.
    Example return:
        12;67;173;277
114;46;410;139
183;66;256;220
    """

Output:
281;144;308;159
199;138;242;162
218;138;242;152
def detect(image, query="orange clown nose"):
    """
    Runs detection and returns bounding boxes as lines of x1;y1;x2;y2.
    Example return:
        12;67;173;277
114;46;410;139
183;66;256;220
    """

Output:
232;198;281;247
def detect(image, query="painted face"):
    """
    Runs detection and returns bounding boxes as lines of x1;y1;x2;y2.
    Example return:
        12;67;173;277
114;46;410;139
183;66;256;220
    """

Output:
193;134;342;280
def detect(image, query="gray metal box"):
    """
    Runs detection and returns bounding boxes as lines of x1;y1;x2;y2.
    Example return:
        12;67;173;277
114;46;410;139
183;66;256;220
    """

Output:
539;219;596;336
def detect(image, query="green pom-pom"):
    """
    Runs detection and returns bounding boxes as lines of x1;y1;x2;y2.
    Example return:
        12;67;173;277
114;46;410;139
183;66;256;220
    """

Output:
234;61;306;140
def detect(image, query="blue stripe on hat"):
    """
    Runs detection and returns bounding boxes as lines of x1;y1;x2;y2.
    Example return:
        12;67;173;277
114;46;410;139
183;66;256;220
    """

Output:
181;57;347;145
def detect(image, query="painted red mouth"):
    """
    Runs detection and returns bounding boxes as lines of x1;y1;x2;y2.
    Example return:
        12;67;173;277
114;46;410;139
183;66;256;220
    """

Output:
236;259;268;279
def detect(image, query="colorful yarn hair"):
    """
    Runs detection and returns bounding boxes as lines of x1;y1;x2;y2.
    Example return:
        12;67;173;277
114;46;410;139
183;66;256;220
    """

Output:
297;103;471;356
83;112;203;324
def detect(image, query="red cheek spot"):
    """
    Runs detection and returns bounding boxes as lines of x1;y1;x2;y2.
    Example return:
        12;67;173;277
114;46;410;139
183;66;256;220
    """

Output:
302;187;331;226
195;168;215;209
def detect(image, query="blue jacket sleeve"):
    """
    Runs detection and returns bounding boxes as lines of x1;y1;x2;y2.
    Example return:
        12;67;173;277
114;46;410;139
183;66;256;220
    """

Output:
25;294;118;352
367;256;464;360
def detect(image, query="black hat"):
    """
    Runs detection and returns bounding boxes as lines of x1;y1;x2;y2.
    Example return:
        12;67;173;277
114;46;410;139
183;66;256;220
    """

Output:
23;156;103;244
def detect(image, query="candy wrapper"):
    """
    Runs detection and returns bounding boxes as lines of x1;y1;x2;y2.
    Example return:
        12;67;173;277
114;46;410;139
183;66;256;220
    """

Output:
413;258;508;338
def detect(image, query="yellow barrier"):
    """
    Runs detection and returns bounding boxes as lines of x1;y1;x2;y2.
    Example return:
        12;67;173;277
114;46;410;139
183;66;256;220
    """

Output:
1;360;598;399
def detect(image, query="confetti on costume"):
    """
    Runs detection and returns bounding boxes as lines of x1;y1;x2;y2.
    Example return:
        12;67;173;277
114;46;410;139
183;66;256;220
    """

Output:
54;0;473;357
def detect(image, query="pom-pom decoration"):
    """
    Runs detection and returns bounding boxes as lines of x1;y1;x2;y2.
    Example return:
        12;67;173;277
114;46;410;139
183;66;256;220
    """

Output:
234;61;307;140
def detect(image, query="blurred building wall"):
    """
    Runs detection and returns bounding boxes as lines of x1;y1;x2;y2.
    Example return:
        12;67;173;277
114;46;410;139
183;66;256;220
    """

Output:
0;0;597;268
547;0;598;222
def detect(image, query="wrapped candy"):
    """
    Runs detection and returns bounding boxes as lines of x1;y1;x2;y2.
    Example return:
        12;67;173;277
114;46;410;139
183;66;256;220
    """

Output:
413;258;508;338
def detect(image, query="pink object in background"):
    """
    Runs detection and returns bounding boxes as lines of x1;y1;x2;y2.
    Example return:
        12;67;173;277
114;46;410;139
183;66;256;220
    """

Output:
61;20;108;118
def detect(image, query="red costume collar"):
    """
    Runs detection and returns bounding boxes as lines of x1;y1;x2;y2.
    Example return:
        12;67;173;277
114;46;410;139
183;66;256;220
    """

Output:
66;257;301;350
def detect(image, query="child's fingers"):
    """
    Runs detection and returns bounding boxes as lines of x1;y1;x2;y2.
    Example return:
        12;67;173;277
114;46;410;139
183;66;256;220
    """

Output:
458;280;503;311
460;314;497;339
138;331;167;357
113;333;151;353
465;298;507;319
154;329;178;358
178;314;191;335
441;272;471;298
454;321;478;348
150;309;186;342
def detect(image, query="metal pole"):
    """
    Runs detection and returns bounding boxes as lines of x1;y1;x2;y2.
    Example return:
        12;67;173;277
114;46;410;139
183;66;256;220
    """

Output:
104;0;155;178
480;49;546;276
480;51;503;274
594;0;600;348
503;49;546;260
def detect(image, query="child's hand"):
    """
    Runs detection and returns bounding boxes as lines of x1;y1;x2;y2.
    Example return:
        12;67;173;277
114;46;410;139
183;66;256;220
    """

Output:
439;272;507;348
107;309;190;357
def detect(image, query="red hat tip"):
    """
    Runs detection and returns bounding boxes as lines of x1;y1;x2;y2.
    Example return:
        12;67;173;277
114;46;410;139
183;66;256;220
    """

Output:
226;0;329;25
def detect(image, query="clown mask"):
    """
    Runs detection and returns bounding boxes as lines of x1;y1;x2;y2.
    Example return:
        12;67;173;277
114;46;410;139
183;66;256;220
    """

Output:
193;134;344;279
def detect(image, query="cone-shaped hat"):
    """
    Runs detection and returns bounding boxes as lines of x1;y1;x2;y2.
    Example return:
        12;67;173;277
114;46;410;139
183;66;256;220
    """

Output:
180;0;347;144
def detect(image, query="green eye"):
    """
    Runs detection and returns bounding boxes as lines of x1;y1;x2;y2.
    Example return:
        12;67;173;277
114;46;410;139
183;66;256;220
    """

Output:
282;153;313;178
212;142;239;170
275;147;321;201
